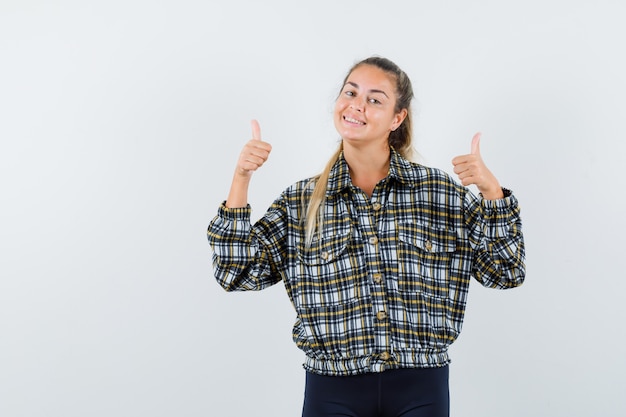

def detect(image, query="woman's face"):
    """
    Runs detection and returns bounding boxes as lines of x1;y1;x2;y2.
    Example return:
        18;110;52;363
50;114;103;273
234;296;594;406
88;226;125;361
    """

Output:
334;64;406;147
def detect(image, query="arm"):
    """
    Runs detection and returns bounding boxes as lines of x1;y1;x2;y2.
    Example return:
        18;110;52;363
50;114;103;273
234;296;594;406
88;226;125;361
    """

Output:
207;119;282;291
452;133;525;288
464;190;526;289
207;198;287;292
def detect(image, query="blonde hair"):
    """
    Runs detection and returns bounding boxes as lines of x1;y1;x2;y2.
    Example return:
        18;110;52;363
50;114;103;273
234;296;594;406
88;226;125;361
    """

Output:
303;56;415;246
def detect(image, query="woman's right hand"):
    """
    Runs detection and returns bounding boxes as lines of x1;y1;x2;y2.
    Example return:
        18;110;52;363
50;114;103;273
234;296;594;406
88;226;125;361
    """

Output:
225;120;272;208
235;119;272;178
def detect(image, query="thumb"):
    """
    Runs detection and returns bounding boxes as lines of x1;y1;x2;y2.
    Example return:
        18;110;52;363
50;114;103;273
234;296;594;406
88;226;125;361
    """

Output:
251;119;262;141
471;132;481;155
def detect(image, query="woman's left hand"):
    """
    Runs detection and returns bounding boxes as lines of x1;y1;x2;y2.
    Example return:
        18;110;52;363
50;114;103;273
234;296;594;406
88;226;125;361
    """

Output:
452;133;504;200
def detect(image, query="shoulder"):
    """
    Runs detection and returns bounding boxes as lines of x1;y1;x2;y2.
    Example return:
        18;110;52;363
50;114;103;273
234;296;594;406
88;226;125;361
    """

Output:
396;157;464;193
394;159;479;214
283;176;317;195
271;176;318;207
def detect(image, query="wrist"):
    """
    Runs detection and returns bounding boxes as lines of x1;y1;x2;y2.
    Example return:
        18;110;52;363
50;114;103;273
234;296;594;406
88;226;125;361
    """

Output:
480;186;509;200
226;170;252;208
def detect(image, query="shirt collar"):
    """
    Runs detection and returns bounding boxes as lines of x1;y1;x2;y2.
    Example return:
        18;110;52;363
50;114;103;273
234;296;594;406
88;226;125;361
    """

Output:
325;152;352;197
325;147;417;197
388;147;419;188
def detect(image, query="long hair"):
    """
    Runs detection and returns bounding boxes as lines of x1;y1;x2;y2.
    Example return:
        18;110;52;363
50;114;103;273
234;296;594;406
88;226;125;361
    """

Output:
302;56;415;246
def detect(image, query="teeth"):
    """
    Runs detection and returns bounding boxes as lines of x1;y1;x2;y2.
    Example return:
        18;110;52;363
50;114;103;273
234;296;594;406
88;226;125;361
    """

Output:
345;117;364;125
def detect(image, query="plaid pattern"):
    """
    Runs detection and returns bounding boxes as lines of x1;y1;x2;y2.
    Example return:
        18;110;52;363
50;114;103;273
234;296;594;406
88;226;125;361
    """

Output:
207;149;525;376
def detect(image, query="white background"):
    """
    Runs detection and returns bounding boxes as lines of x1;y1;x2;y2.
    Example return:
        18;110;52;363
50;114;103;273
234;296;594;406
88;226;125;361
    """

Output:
1;1;625;416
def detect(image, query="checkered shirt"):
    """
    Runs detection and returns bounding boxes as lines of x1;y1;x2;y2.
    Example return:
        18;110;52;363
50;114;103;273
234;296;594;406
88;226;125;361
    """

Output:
207;149;525;376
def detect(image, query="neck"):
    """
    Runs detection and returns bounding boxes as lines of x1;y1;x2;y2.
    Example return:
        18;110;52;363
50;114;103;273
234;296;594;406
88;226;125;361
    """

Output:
342;140;390;197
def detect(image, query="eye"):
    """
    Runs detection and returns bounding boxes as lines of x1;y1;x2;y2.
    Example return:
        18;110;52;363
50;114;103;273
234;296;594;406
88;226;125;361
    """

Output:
344;90;355;97
368;98;381;105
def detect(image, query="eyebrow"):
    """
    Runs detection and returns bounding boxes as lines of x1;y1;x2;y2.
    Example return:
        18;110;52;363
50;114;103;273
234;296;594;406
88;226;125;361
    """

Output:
345;81;389;98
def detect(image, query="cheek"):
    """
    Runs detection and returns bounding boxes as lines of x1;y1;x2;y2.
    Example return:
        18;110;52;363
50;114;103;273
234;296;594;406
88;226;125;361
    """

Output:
333;102;347;122
333;99;346;114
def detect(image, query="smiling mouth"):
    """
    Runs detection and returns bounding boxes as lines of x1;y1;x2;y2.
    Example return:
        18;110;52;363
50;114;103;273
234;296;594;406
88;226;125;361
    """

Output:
344;116;365;125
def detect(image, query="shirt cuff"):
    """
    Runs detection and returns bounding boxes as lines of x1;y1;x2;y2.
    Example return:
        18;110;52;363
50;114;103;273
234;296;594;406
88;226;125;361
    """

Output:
217;201;252;219
480;188;518;210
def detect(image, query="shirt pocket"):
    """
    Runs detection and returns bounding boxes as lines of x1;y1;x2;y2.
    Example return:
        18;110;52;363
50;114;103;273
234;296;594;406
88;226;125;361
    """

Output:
296;227;367;308
397;222;457;299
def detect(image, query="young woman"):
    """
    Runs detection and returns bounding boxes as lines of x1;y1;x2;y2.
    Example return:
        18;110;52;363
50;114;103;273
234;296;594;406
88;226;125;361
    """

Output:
207;56;525;417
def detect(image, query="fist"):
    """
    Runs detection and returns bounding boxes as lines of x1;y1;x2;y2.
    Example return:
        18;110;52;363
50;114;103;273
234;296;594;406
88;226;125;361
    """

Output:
451;133;503;200
235;119;272;177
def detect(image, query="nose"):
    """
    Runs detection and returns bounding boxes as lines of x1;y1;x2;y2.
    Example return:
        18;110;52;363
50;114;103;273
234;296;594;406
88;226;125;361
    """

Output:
350;100;364;112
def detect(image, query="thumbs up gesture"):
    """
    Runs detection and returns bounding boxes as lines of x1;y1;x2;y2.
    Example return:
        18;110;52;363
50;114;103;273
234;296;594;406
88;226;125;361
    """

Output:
452;133;504;200
235;119;272;178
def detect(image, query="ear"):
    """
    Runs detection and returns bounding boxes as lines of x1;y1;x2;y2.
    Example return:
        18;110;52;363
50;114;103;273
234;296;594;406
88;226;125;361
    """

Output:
391;108;408;131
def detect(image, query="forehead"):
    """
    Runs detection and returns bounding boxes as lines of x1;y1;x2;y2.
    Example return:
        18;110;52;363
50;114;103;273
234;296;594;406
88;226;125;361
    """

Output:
346;65;396;92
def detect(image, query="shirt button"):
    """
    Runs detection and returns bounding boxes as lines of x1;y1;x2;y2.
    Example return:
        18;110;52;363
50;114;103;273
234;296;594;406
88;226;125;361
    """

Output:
320;251;331;261
372;202;382;211
424;240;433;252
373;274;383;284
380;352;390;361
376;311;387;320
369;236;379;245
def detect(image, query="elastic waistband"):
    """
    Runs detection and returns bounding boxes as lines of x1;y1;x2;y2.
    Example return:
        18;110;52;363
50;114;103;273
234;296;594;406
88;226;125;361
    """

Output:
303;349;450;376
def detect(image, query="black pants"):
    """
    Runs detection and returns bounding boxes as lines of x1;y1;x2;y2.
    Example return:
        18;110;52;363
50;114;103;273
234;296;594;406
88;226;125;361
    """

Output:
302;366;449;417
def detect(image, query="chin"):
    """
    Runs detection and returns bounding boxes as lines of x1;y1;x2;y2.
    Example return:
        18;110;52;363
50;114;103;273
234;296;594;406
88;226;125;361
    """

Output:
338;132;361;142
